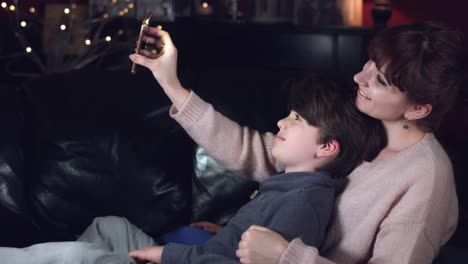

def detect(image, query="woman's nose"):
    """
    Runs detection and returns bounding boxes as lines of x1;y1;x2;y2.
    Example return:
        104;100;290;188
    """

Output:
353;70;367;87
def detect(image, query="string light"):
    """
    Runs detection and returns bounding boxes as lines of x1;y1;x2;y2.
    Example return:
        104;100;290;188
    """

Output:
7;0;138;75
202;2;209;8
157;25;163;30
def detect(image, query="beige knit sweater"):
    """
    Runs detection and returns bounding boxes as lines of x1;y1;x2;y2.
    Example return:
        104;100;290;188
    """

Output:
170;91;458;264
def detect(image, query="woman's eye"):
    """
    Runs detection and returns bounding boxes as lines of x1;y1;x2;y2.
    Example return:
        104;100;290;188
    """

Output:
377;74;387;86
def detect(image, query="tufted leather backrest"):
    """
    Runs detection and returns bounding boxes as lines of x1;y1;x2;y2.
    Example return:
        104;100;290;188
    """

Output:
19;69;195;241
0;84;40;246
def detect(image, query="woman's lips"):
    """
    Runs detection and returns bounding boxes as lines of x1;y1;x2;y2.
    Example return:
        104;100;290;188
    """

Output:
358;88;371;100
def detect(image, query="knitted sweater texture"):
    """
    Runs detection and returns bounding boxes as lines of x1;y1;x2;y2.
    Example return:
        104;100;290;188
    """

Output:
170;91;458;264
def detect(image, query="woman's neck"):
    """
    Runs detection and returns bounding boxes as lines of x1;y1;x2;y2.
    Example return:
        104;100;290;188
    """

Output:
376;120;427;160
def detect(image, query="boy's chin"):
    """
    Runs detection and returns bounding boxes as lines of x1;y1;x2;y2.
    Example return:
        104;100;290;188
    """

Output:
271;151;286;166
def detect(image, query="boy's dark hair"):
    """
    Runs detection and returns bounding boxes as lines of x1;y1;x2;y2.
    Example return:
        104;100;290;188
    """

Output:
368;22;465;132
288;74;385;179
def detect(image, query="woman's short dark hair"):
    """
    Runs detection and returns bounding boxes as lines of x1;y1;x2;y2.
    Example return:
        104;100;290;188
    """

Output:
368;22;466;132
288;75;385;179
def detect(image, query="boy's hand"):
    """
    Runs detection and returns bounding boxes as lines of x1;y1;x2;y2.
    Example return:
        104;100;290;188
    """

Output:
190;221;224;234
128;246;164;264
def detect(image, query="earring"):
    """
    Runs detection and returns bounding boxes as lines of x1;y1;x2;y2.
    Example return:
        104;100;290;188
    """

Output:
403;119;410;129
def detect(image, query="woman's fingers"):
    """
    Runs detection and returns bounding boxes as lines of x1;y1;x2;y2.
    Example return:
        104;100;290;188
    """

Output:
139;49;159;59
144;27;174;46
129;54;152;69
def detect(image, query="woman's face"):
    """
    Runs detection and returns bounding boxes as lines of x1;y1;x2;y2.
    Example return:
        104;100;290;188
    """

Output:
354;60;411;122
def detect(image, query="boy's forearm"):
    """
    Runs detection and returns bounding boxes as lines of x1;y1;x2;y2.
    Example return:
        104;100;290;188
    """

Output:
162;243;238;264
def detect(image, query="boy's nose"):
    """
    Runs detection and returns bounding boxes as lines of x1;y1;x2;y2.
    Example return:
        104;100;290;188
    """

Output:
277;119;285;129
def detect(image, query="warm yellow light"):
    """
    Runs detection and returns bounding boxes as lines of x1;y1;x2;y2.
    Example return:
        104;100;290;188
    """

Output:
117;29;124;36
202;2;208;8
26;47;32;53
71;3;77;9
29;6;35;13
112;0;117;3
102;13;109;19
123;8;128;13
128;3;134;8
105;36;111;42
60;24;67;30
64;8;70;14
1;2;7;9
338;0;362;26
118;11;124;16
85;39;91;45
20;21;27;27
9;5;15;11
156;25;163;30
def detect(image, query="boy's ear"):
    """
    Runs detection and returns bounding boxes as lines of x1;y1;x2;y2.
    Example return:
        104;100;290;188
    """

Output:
405;104;432;121
317;139;339;158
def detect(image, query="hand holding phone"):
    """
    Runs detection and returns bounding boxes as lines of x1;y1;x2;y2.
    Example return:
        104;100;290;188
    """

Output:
131;12;152;74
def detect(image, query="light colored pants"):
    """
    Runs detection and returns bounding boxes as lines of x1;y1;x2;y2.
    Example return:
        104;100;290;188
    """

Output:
0;216;158;264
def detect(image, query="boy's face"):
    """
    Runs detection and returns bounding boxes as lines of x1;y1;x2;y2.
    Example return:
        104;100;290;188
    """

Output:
272;110;323;173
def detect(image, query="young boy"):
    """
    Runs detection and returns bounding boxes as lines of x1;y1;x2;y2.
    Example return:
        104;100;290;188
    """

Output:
127;75;378;264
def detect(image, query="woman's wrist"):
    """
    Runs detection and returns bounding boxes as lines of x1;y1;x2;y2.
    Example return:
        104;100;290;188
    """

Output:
163;80;190;111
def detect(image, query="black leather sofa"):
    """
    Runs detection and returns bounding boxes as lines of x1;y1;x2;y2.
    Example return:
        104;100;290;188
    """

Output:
0;21;467;263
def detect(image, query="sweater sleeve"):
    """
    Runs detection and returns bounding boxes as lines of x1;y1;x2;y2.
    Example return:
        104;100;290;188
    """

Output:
280;239;335;264
169;91;284;181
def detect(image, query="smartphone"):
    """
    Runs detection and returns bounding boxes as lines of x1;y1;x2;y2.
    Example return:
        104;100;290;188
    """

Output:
131;12;152;74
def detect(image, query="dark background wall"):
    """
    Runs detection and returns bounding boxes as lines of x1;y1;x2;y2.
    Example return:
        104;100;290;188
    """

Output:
363;0;468;41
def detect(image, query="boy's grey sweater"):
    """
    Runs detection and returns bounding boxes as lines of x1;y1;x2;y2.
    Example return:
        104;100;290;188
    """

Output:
162;171;335;264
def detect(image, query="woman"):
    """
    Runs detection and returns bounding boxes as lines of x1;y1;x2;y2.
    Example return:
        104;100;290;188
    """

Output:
129;22;465;263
